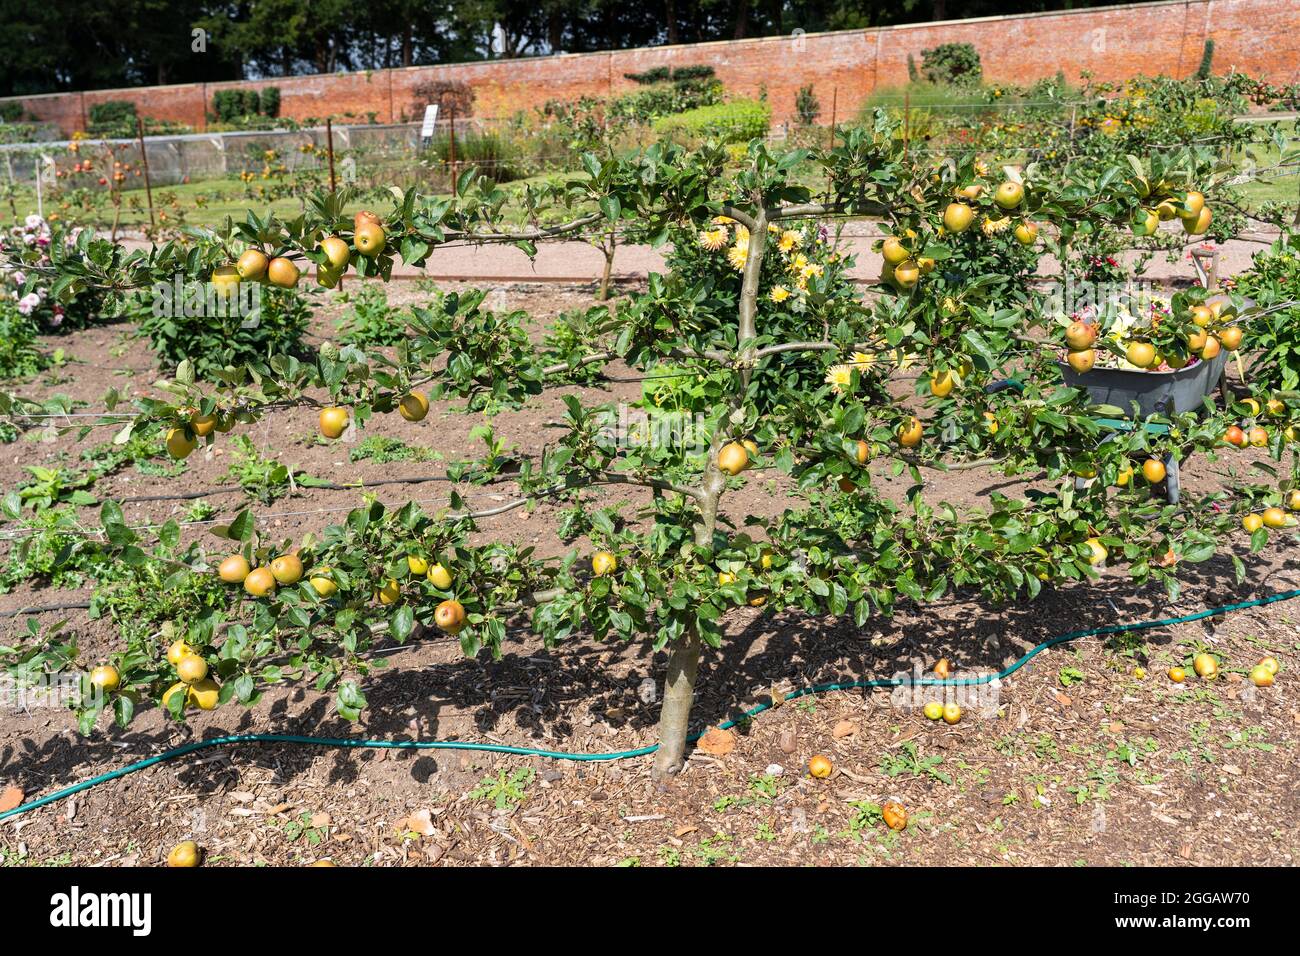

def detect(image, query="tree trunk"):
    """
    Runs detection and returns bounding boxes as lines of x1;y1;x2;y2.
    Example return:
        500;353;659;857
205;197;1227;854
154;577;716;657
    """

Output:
598;229;616;300
666;0;680;44
403;27;413;68
733;0;750;39
767;0;781;34
651;631;702;778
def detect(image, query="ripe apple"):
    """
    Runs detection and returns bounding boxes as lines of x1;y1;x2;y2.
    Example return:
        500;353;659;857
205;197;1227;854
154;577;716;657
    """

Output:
1242;513;1264;532
1066;349;1096;373
1193;653;1218;679
320;235;351;271
1125;341;1156;369
1249;665;1274;687
165;427;196;460
1064;321;1097;351
943;202;975;233
1218;326;1242;351
218;554;251;583
1013;221;1038;245
929;370;955;397
354;221;386;257
896;416;923;448
893;259;920;289
1224;425;1246;447
398;391;430;422
1084;537;1107;566
270;553;303;584
427;563;453;589
89;665;121;692
1180;191;1205;220
319;407;349;439
1140;458;1166;483
1262;506;1288;528
435;599;467;634
717;441;749;476
267;257;300;289
210;265;240;297
592;551;618;576
880;237;910;265
244;567;277;597
1183;206;1212;235
994;181;1024;209
236;249;269;281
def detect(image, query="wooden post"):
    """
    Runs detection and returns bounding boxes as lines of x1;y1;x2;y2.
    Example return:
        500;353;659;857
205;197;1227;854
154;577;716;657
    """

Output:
828;86;837;149
903;90;911;160
448;104;458;184
326;118;337;193
136;116;156;229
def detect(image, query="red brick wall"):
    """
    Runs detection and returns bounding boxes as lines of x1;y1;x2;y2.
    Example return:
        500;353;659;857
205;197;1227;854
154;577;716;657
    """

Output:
6;0;1298;136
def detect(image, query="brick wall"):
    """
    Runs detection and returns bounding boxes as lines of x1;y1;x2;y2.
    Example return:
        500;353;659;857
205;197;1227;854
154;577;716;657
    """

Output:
5;0;1298;136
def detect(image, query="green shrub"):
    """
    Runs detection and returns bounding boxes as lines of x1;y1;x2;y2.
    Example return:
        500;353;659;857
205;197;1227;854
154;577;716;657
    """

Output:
260;87;281;118
653;99;770;144
1232;230;1300;391
920;43;982;85
795;85;821;125
607;78;723;126
625;65;715;85
0;102;25;122
87;100;138;135
133;286;312;377
422;129;522;183
0;300;46;379
337;284;407;347
1195;39;1215;80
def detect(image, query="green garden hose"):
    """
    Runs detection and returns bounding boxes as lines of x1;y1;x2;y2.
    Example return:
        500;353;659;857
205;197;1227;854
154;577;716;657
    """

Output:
3;586;1297;824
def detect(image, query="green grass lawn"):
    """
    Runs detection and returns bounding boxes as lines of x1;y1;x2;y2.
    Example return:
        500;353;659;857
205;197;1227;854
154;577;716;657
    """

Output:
1232;120;1299;211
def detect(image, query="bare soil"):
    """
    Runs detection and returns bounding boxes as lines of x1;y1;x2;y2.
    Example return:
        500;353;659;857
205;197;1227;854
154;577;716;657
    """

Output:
1;275;1297;868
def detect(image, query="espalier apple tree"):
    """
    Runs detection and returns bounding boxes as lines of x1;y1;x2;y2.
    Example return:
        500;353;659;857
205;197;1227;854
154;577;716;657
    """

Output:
4;113;1289;779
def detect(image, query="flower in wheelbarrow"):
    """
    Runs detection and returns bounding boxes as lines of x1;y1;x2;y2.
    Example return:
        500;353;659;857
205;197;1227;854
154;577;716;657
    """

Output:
698;227;727;251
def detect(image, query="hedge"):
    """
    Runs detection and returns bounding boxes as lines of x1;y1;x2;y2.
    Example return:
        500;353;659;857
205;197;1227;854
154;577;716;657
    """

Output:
652;99;771;144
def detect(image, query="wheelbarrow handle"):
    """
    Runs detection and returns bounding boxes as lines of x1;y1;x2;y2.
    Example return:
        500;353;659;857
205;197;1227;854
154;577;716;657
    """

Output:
984;378;1025;395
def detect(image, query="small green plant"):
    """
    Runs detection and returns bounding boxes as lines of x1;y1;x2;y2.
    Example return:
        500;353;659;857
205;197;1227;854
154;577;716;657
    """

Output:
1057;666;1085;687
879;741;952;785
657;845;682;867
0;301;47;379
281;812;329;846
845;801;884;840
336;285;406;347
225;435;297;503
469;767;535;809
693;833;740;866
348;435;440;465
11;465;98;512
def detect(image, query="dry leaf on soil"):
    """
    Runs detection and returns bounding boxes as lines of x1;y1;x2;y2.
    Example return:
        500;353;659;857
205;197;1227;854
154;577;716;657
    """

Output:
832;720;858;739
696;728;735;756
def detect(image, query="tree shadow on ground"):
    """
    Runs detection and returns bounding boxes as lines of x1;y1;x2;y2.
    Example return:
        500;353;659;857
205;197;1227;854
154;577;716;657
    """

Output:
6;549;1297;800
